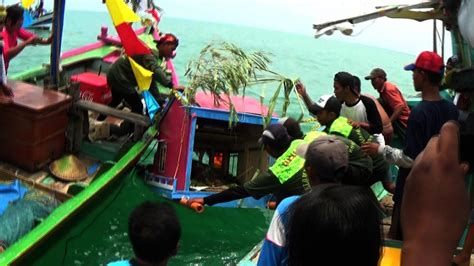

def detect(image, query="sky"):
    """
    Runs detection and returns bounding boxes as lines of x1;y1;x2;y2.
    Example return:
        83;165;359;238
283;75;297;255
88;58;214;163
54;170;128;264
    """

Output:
40;0;452;56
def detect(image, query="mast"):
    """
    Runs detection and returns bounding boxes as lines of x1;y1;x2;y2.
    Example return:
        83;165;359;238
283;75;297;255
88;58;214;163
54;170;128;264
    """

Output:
49;0;65;89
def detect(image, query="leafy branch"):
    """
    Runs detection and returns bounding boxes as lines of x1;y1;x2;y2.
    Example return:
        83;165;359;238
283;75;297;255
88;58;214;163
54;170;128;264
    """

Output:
184;42;305;127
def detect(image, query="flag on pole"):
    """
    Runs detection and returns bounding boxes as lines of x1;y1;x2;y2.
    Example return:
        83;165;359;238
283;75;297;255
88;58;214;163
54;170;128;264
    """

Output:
129;57;153;92
22;0;35;9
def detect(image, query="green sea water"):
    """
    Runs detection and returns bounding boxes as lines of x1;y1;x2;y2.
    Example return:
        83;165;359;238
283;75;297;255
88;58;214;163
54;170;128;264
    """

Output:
7;11;420;265
11;10;419;121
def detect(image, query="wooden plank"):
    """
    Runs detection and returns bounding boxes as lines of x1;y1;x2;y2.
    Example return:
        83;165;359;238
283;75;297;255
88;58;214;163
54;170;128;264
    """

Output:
0;162;71;202
75;100;151;126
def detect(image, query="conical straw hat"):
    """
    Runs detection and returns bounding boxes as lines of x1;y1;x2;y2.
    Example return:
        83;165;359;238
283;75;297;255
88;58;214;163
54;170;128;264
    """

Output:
49;155;88;181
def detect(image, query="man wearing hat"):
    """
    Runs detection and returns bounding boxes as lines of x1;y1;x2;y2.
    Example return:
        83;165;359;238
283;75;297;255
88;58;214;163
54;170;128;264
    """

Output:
188;123;312;208
365;68;410;144
309;94;394;193
363;51;459;240
103;33;183;123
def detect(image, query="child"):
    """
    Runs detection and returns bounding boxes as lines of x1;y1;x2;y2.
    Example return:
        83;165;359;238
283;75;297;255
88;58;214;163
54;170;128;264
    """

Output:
108;201;181;266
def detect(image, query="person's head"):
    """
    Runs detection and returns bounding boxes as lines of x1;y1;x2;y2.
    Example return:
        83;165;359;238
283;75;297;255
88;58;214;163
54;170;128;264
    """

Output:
364;68;387;92
446;55;460;72
155;33;179;59
404;51;445;91
296;135;348;186
287;184;382;266
5;5;24;32
308;95;341;127
333;71;357;101
128;201;181;265
278;117;304;141
353;75;362;95
259;123;292;158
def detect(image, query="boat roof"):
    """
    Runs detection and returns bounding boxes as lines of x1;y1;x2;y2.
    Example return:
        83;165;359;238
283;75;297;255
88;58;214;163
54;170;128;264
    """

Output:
313;1;442;37
194;92;278;117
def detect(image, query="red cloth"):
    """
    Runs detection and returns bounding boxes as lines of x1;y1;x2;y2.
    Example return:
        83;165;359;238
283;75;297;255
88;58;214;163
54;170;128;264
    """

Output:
2;28;36;72
380;81;410;127
115;23;151;56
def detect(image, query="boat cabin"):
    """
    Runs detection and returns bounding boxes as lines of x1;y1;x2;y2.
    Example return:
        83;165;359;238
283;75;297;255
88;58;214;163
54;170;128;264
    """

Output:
146;92;278;207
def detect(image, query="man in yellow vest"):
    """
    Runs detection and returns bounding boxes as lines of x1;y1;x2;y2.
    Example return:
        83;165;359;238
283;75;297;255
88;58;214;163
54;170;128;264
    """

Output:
309;95;395;193
189;123;312;207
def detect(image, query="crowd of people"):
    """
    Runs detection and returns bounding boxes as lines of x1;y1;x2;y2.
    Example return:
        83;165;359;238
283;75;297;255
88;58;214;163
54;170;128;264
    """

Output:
107;50;473;266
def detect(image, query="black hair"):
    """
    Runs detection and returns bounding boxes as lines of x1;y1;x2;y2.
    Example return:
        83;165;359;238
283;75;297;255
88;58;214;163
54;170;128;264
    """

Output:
6;5;24;25
287;185;382;266
353;75;361;94
335;72;358;96
423;70;444;86
128;201;181;264
334;72;354;89
282;117;304;141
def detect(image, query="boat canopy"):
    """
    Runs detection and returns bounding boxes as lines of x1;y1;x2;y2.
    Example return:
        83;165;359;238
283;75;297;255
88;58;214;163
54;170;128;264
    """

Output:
313;1;443;38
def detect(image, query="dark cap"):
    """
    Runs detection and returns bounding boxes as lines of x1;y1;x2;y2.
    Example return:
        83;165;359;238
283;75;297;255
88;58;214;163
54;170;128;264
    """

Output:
259;123;291;150
404;51;444;74
364;68;387;80
308;95;341;116
296;136;349;182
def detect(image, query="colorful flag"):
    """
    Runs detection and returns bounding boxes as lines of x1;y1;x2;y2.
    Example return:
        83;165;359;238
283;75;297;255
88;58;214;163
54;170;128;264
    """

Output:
22;0;35;9
129;57;153;92
105;0;140;26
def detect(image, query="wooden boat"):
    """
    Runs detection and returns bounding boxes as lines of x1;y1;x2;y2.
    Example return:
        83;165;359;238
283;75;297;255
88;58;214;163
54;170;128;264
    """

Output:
0;1;180;263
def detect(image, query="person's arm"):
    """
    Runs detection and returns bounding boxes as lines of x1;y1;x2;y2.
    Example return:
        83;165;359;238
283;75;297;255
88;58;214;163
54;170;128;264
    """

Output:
401;121;469;266
5;36;35;61
142;53;173;88
202;185;250;206
295;82;314;109
389;106;404;123
362;142;414;168
360;96;383;134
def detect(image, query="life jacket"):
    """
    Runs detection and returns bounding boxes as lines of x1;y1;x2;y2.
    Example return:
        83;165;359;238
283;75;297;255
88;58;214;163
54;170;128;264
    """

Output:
328;116;352;137
269;139;306;184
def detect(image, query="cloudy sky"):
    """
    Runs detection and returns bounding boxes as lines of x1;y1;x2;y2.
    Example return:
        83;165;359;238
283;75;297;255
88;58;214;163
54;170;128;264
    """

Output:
42;0;451;55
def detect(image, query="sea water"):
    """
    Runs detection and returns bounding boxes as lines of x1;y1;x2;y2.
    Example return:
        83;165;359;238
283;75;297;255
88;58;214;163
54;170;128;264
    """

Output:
9;10;419;265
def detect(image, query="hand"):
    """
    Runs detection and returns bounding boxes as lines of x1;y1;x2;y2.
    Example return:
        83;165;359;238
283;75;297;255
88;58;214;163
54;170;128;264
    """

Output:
0;95;12;104
361;142;379;156
347;119;360;128
401;121;470;266
295;81;306;96
1;84;13;97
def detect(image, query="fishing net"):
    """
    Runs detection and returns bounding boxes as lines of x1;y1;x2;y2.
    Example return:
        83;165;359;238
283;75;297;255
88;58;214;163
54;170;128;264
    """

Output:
0;182;59;249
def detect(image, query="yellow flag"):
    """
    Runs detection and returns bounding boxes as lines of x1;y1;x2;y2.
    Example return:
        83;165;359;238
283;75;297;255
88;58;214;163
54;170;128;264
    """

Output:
105;0;140;26
129;57;153;92
22;0;35;8
380;247;401;266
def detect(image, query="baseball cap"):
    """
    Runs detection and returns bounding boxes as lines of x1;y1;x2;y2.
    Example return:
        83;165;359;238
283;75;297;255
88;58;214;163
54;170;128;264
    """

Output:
154;33;179;46
364;68;387;80
404;51;444;74
308;95;341;116
259;123;291;150
296;136;349;182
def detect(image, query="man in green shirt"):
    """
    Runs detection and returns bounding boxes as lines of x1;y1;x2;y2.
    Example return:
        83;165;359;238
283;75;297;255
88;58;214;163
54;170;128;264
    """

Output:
309;94;395;193
103;33;182;120
189;123;311;207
